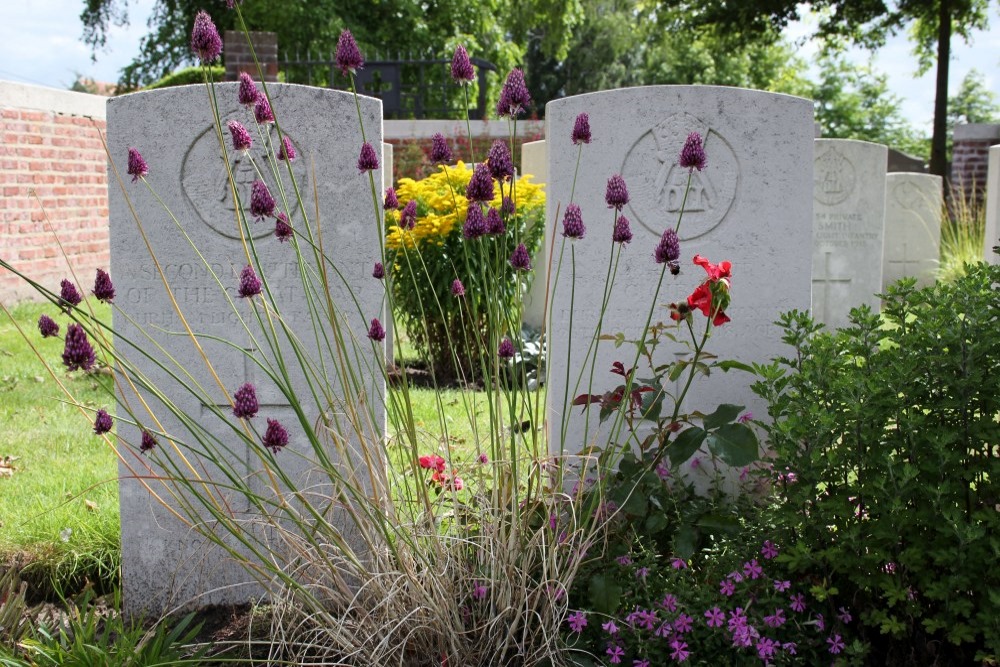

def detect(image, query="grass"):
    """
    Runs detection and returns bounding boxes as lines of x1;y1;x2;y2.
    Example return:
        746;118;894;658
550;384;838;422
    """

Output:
938;187;987;284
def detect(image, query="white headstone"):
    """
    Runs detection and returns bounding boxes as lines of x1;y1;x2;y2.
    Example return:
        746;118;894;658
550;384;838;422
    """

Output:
108;83;385;616
812;139;887;330
985;146;1000;265
882;173;942;289
521;140;548;329
545;86;814;457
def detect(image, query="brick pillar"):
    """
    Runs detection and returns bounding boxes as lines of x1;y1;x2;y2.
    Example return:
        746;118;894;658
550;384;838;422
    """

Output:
224;31;278;82
951;124;1000;205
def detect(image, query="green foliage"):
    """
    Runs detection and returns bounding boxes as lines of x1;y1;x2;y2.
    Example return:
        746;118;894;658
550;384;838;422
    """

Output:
143;66;224;90
752;266;1000;664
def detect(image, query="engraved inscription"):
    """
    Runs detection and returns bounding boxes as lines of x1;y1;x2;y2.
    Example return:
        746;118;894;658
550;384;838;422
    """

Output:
814;212;879;250
892;179;923;212
620;112;739;241
814;147;856;206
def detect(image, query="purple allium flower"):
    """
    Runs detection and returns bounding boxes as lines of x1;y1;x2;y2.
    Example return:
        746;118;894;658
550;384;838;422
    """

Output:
278;136;296;161
674;614;694;634
38;314;59;338
496;68;531;117
357;141;380;172
227;120;253;152
399;199;418;230
654;228;680;268
93;268;115;302
478;453;488;463
465;163;495;203
827;633;845;654
274;212;293;242
451;279;465;297
572;112;592;145
602;620;619;635
705;607;725;628
678;131;707;171
501;196;515;217
463;204;487;239
789;593;806;613
93;409;113;435
372;262;385;279
60;279;82;309
566;611;587;633
140;429;157;454
472;582;488;600
487;140;514;182
451;45;475;83
335;29;364;75
486;207;505;235
250;179;275;220
262;418;289;453
430;132;453;164
254;96;275;124
368;317;386;342
238;72;259;106
612;215;633;244
561;203;585;239
837;607;853;624
720;578;736;597
226;0;241;8
190;10;223;64
606;645;624;664
232;382;259;419
383;187;399;210
605;174;629;210
498;337;515;359
669;639;690;662
762;540;779;559
238;265;262;298
127;147;148;182
509;243;531;271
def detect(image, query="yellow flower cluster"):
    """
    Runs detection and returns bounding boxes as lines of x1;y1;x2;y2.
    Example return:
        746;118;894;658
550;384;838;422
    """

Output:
386;161;545;250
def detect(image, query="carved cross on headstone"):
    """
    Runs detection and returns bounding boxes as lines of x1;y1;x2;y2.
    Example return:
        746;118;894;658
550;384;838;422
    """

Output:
812;251;852;325
887;242;923;278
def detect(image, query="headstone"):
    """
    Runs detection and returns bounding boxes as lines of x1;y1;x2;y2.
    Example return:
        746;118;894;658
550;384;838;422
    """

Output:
985;146;1000;265
108;83;385;617
882;173;942;289
887;148;926;173
545;86;814;457
812;139;887;330
521;140;548;329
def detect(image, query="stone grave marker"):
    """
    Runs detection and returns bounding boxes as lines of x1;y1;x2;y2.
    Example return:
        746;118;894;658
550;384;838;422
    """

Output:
521;140;548;329
544;86;814;458
108;83;385;616
882;173;942;290
986;146;1000;265
812;139;887;330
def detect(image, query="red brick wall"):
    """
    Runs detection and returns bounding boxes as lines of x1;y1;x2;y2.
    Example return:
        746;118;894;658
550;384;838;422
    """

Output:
951;124;1000;205
0;90;108;305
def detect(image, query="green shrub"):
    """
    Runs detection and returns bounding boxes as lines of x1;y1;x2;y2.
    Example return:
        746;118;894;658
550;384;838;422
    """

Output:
752;265;1000;665
144;66;225;90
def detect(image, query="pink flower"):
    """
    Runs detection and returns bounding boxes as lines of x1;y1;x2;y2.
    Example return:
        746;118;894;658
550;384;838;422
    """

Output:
660;594;678;612
827;633;845;654
566;611;587;633
670;557;687;570
761;540;779;559
606;645;624;664
790;593;806;613
669;639;690;662
837;607;853;623
673;613;694;634
743;559;763;580
478;453;488;463
774;579;791;592
704;607;725;628
719;579;736;597
418;454;447;472
602;620;619;635
472;582;487;600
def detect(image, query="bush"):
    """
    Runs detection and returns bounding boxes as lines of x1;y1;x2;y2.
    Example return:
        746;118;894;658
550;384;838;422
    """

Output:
143;66;225;90
752;265;1000;665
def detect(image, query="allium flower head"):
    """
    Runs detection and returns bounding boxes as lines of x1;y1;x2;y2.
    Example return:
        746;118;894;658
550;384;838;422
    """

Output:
93;409;113;435
613;215;633;244
368;317;386;342
486;207;505;235
501;196;515;217
383;187;399;210
38;314;59;338
487;140;514;182
679;131;707;171
562;203;585;239
250;179;275;219
190;10;223;64
498;337;515;359
227;120;253;152
654;228;681;269
232;382;259;419
335;29;364;76
605;174;630;210
572;113;592;145
400;199;417;230
238;264;262;298
127;147;148;182
62;324;95;371
430;133;453;164
274;212;293;242
451;279;465;297
496;68;531;117
465;163;495;203
510;243;531;271
463;204;487;239
238;72;259;106
451;45;475;83
254;96;275;124
60;279;82;309
278;136;296;161
140;429;157;454
93;268;115;302
357;141;379;172
263;418;289;453
372;262;385;279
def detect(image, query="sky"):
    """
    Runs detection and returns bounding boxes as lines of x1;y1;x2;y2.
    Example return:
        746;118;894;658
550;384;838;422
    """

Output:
2;0;999;135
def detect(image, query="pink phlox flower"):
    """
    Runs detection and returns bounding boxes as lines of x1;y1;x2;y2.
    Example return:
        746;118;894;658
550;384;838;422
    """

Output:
731;623;759;648
826;633;845;654
763;608;786;628
756;636;779;661
789;593;806;613
761;540;779;559
728;570;745;583
654;620;673;638
616;555;633;566
719;578;736;597
633;660;650;667
774;579;791;592
636;567;649;579
815;613;825;631
743;559;763;580
660;594;678;613
727;608;747;632
606;644;624;664
782;642;797;655
673;613;694;634
669;639;690;662
704;606;725;628
566;611;587;633
602;620;619;635
670;557;687;570
837;606;853;624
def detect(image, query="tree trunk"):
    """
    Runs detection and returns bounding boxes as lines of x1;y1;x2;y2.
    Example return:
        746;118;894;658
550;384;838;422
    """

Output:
930;0;952;180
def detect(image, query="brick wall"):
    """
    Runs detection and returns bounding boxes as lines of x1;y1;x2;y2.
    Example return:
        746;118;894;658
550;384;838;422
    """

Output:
224;31;279;82
951;123;1000;204
0;81;108;304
